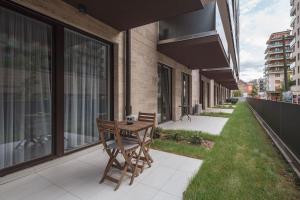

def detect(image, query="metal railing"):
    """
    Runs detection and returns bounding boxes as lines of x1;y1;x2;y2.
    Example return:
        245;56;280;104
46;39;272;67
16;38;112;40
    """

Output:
247;98;300;162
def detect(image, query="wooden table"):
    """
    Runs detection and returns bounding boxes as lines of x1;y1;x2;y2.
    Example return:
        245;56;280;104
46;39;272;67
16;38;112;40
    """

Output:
118;121;154;185
119;121;153;132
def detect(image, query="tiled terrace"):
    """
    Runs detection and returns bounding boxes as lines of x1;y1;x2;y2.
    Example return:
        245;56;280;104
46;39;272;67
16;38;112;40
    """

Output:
204;108;234;114
0;146;202;200
158;115;228;135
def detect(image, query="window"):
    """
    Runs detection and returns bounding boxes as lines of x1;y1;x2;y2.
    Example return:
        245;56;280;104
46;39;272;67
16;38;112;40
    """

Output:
298;79;300;86
275;74;280;77
298;53;300;61
298;16;300;24
0;4;112;171
298;66;300;74
64;29;110;152
157;64;172;123
298;28;300;36
298;41;299;48
0;7;53;169
181;73;190;114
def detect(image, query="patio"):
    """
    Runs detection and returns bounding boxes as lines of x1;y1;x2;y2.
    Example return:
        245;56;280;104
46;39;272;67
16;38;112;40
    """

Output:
158;115;228;135
0;146;202;200
204;108;234;114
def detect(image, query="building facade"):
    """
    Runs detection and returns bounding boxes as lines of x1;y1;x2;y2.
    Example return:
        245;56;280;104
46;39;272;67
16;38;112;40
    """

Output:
0;0;239;175
290;0;300;103
264;30;293;100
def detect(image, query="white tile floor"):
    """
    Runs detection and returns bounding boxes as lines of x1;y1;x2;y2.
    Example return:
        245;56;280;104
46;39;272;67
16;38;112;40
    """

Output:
0;146;202;200
204;108;234;114
158;115;228;135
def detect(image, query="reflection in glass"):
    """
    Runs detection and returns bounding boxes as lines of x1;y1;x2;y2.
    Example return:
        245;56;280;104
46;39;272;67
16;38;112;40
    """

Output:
0;7;53;169
181;73;190;115
64;29;110;151
157;64;172;123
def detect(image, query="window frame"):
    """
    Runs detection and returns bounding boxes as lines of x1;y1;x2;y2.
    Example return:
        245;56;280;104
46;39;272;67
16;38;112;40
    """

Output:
0;1;114;176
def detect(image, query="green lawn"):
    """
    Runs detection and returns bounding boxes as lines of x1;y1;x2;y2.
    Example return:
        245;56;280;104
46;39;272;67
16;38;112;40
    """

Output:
200;112;231;118
152;130;218;159
184;103;300;199
152;139;210;159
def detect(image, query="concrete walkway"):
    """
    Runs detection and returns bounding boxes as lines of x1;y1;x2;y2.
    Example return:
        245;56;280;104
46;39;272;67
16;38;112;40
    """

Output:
204;108;234;114
158;115;228;135
0;146;202;200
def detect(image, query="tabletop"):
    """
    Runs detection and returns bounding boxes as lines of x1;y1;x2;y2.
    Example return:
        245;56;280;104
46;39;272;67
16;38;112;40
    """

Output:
119;121;153;132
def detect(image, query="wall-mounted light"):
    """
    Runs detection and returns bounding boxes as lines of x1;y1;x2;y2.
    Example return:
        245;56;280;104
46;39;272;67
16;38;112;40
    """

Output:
78;4;87;13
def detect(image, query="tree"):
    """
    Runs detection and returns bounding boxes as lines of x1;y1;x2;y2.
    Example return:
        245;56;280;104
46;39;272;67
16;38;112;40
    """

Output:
250;85;258;97
232;90;242;97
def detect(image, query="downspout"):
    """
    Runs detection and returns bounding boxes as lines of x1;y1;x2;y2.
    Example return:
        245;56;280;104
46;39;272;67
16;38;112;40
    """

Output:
199;69;203;109
124;30;132;117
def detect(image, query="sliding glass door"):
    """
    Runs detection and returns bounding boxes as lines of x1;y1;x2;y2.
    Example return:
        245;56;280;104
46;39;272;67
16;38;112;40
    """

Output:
181;73;190;115
157;64;172;123
64;29;110;151
0;7;53;169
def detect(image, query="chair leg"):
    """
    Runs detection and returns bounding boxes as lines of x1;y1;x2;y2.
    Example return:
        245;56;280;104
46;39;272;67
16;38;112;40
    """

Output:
145;146;154;163
100;149;119;184
142;147;151;167
114;163;128;191
130;149;142;185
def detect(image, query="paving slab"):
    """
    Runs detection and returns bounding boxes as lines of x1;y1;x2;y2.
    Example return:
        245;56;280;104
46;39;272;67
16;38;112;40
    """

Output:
0;146;202;200
158;115;228;135
204;107;234;114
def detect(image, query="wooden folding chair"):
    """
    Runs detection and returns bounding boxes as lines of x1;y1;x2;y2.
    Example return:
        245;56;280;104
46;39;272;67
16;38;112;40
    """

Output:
137;112;156;167
96;118;139;191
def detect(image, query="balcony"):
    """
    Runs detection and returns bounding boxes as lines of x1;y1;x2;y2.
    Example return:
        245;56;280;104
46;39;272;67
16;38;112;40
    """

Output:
267;69;284;74
291;4;296;16
290;61;296;69
267;43;284;48
63;0;205;30
290;37;296;48
267;56;284;62
291;16;296;28
158;2;229;69
267;63;284;67
291;0;295;6
201;57;238;90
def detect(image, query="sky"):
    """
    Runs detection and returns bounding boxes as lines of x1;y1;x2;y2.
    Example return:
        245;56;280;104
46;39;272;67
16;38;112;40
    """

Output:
239;0;291;82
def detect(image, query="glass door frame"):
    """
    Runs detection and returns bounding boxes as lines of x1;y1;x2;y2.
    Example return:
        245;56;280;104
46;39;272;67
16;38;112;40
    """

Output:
0;1;114;176
157;63;172;123
181;73;190;115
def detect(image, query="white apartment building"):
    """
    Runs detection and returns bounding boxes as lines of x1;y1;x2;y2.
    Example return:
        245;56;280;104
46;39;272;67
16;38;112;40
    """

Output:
290;0;300;103
264;31;293;100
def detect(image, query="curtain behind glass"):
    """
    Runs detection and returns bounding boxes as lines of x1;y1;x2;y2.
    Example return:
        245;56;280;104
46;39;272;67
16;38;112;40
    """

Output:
182;73;190;114
157;64;171;123
64;29;109;151
161;67;171;122
0;7;52;169
157;65;162;123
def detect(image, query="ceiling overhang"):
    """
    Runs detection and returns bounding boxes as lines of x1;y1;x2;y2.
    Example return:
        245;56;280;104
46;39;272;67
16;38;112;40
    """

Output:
221;80;238;90
63;0;204;30
157;32;229;69
201;68;238;90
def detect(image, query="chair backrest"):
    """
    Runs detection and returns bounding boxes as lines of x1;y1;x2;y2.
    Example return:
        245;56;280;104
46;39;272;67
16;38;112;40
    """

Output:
96;118;123;151
138;112;156;139
138;112;156;124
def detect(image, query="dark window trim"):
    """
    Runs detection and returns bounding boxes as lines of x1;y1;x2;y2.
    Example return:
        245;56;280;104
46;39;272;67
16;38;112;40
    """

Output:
157;63;173;123
0;1;114;176
181;72;191;113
